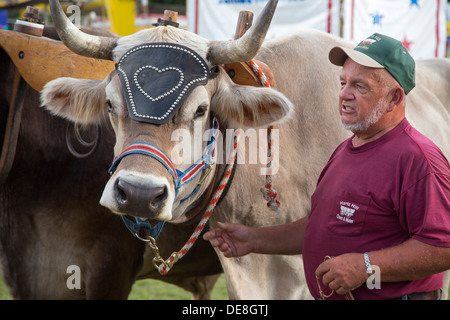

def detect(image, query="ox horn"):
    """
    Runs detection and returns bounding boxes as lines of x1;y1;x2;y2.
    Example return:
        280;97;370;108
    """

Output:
49;0;117;60
208;0;278;65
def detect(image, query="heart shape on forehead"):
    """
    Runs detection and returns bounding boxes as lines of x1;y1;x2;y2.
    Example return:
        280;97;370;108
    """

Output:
116;43;210;124
134;66;185;102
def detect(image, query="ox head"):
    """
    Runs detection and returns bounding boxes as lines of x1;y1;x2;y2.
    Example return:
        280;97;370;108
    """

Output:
41;0;293;223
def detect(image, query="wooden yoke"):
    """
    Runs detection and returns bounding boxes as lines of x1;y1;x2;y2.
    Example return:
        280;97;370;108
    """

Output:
223;11;275;87
153;10;180;28
0;30;114;92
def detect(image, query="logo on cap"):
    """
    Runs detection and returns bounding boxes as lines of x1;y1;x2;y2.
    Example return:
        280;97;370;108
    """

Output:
357;35;382;50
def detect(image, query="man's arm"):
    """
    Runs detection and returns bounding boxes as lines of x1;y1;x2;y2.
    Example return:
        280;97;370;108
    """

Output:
316;239;450;295
203;216;308;257
370;238;450;282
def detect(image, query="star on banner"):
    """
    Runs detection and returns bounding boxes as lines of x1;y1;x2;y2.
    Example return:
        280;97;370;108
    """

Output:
371;12;383;26
410;0;420;8
402;36;413;51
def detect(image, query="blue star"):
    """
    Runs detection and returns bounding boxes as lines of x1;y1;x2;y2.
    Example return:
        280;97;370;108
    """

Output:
410;0;420;8
371;13;383;26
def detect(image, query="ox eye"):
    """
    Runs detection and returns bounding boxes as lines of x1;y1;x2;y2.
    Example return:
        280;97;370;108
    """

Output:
194;105;207;118
106;100;113;113
209;66;220;79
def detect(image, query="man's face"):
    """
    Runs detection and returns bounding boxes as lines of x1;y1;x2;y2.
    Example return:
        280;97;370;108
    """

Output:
339;58;389;133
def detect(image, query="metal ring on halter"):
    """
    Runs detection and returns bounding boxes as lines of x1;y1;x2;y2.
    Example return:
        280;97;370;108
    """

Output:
135;233;151;242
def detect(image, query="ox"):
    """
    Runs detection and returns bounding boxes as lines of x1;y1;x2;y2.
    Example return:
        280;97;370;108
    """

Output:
41;0;450;299
0;26;222;299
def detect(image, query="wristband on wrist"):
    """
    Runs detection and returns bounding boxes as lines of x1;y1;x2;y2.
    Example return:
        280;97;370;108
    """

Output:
364;252;374;276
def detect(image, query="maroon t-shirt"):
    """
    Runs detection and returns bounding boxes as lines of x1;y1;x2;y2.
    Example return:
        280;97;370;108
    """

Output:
303;118;450;300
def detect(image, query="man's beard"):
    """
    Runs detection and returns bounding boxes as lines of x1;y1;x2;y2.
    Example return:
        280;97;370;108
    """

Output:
342;98;388;133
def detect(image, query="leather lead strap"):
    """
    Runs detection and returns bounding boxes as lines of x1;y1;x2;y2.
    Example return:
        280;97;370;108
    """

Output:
0;68;26;184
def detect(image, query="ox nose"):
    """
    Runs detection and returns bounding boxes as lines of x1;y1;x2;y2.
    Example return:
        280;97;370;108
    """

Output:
115;177;168;217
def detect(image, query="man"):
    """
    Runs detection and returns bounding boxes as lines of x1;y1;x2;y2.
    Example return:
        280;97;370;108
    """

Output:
203;33;450;300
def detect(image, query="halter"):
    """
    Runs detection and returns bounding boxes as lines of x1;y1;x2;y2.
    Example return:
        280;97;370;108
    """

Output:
109;117;219;198
108;117;220;238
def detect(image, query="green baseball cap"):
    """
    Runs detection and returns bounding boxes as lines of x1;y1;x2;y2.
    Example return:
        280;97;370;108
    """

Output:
329;33;415;95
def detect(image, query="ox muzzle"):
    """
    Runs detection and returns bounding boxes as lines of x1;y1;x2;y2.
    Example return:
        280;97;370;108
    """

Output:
106;118;220;238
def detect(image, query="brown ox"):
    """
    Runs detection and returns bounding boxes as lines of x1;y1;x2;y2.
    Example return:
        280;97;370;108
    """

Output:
0;27;222;299
42;0;450;299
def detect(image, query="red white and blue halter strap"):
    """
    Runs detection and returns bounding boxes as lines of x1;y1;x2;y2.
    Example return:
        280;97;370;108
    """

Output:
108;117;220;202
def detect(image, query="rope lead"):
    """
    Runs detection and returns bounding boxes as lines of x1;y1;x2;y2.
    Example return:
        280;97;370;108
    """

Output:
247;60;280;211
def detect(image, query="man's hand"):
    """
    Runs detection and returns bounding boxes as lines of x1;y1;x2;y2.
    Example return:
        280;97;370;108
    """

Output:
315;253;368;296
203;222;255;258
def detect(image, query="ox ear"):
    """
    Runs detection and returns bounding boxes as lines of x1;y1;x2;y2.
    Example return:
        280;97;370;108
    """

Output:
41;77;107;125
212;77;294;128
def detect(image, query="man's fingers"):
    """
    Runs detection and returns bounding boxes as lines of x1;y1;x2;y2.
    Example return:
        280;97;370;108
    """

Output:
203;229;219;241
315;260;331;281
203;222;246;258
219;242;230;254
202;223;231;254
208;238;220;248
205;233;234;257
203;223;228;241
327;279;340;291
320;269;334;287
203;222;230;241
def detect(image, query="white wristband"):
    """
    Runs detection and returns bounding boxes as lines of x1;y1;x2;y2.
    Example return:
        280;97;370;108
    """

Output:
364;252;374;276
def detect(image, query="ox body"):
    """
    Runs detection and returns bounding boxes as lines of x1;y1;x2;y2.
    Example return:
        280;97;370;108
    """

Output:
42;0;450;299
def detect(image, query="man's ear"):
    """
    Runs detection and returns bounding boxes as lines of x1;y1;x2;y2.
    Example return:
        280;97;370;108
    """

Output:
211;76;294;128
388;87;405;112
41;77;108;125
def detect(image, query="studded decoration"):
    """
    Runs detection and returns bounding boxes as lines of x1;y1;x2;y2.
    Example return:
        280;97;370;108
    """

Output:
116;43;210;124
